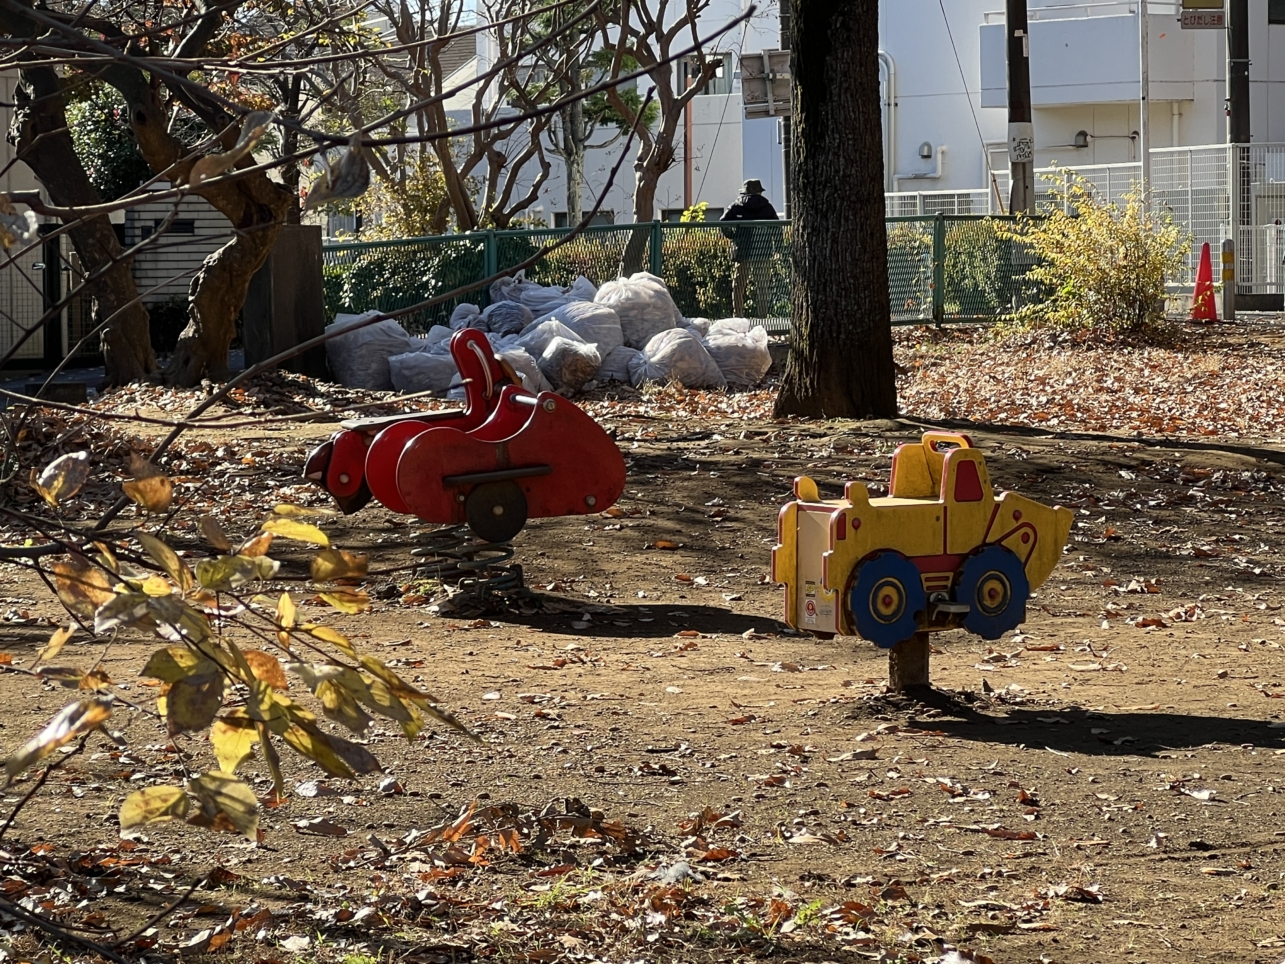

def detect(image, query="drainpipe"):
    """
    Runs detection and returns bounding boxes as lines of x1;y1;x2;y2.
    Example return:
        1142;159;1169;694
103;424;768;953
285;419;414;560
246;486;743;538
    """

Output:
879;51;896;193
1171;100;1181;146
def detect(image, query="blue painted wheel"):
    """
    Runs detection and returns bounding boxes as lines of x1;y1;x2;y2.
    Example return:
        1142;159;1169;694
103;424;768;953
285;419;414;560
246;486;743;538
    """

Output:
848;551;927;649
955;545;1030;640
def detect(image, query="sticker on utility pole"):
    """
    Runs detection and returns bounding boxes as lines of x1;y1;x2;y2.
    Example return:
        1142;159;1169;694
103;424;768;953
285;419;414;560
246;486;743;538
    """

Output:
1008;123;1035;164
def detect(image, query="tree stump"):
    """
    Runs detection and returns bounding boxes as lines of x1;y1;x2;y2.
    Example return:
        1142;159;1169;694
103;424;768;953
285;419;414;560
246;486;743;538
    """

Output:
888;632;930;692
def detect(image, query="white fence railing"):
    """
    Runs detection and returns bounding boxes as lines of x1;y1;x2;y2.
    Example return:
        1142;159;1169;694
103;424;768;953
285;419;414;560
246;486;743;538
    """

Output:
889;143;1285;298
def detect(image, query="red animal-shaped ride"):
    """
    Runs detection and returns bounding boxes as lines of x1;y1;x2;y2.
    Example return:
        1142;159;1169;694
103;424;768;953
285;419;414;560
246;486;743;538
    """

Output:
305;328;626;542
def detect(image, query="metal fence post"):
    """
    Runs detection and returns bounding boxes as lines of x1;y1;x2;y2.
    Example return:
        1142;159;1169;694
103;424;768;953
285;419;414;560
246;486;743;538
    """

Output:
484;229;497;287
650;220;663;277
932;212;946;325
1222;238;1237;320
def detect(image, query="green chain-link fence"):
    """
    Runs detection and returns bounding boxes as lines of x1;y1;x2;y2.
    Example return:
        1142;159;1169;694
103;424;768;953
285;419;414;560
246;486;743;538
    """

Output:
322;215;1031;334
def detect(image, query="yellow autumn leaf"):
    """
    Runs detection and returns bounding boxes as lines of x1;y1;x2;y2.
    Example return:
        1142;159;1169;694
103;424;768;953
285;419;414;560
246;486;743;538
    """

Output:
119;785;189;830
188;771;259;841
273;504;337;518
31;452;90;507
310;548;368;583
210;713;259;773
260;517;328;547
123;475;174;513
299;624;356;658
51;560;116;622
318;590;369;614
5;698;111;784
136;532;193;593
36;625;74;666
276;592;296;630
199;515;233;552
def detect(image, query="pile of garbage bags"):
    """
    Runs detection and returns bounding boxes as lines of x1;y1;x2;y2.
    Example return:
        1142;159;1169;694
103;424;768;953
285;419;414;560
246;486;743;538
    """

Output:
324;271;773;396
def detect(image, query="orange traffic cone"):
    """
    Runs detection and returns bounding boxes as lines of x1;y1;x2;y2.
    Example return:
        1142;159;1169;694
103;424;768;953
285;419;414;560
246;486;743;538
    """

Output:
1191;241;1218;322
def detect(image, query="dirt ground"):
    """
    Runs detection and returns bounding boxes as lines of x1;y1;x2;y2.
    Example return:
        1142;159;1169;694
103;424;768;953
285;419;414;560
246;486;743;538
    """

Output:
3;323;1285;964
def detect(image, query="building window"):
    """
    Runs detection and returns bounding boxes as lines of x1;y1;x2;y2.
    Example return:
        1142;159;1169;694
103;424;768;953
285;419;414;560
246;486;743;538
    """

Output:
683;53;734;96
1272;0;1285;23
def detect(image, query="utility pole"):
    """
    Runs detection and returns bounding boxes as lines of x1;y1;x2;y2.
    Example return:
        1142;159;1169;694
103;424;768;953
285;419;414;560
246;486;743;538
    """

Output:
1139;0;1150;203
781;0;793;218
1005;0;1034;214
1228;0;1250;144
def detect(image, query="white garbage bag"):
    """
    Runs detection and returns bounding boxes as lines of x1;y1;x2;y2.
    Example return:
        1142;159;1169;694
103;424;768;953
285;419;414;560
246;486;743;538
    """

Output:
533;301;623;356
539;337;601;393
499;348;553;394
681;316;711;338
705;319;772;387
423;325;453;349
324;312;416;390
516;319;583;358
628;328;726;390
566;275;598;302
596;345;641;384
482;300;533;336
593;271;681;349
450;303;482;330
388;351;459;395
490;273;587;317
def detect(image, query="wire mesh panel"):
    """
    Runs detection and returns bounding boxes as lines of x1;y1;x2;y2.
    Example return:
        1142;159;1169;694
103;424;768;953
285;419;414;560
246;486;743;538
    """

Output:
887;217;934;324
494;224;639;287
660;221;790;330
0;244;47;364
941;216;1032;320
323;235;484;332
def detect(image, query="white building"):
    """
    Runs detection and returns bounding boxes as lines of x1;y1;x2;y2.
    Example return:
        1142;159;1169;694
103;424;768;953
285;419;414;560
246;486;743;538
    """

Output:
883;0;1285;193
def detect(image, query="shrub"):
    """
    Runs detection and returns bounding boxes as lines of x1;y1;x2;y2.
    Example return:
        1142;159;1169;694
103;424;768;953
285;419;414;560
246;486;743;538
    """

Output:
998;171;1191;335
943;218;1013;317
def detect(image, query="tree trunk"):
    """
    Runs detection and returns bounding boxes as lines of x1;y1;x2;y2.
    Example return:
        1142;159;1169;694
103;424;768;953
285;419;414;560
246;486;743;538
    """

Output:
107;71;292;386
774;0;897;419
620;152;665;274
562;99;586;224
10;67;155;385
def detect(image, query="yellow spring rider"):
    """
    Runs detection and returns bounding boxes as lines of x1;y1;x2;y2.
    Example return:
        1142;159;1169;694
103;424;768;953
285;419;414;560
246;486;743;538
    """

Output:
772;433;1073;647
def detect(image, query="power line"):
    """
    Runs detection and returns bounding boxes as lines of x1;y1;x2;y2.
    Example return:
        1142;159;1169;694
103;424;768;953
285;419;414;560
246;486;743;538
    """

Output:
937;0;1004;208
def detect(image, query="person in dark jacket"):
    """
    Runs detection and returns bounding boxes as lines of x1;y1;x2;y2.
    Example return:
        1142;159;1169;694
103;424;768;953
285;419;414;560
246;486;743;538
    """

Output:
719;179;780;318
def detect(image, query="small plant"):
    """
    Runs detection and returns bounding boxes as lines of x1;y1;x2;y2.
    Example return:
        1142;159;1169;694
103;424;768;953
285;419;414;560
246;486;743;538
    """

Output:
998;169;1191;336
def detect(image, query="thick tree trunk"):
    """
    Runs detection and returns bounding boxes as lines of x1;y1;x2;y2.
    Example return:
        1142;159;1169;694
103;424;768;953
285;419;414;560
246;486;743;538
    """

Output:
620;151;666;274
774;0;897;419
10;67;155;385
106;70;292;386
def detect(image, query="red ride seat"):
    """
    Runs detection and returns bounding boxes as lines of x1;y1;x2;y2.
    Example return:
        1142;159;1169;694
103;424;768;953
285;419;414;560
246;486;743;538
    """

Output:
395;384;626;542
304;328;514;513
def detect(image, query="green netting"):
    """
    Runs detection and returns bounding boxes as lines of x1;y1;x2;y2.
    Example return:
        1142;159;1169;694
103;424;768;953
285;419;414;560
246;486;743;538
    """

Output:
323;235;485;331
321;216;1032;333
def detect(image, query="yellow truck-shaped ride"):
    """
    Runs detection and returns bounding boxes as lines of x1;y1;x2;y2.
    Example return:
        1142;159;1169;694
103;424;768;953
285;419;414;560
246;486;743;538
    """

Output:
772;433;1073;647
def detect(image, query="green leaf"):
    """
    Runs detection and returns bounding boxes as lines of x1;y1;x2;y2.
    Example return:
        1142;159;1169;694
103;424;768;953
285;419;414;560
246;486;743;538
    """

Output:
5;698;111;785
260;517;329;547
119;785;189;830
189;771;259;840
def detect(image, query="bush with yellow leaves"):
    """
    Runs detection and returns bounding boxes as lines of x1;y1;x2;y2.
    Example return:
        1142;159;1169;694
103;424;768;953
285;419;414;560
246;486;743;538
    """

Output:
999;170;1191;336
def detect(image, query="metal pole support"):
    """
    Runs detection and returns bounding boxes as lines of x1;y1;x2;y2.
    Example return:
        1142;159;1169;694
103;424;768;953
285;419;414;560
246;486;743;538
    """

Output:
889;631;931;692
1222;238;1236;321
932;213;946;326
